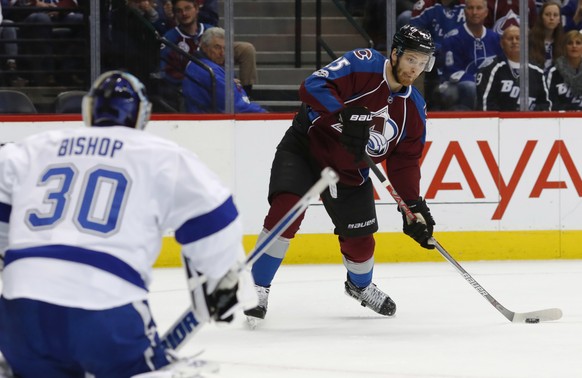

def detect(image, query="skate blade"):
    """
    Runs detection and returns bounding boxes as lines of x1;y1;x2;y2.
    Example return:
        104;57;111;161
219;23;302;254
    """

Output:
245;316;263;330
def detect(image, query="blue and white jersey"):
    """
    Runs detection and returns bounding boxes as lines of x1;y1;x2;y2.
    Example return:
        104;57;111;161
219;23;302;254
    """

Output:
442;24;503;83
410;0;466;49
0;126;244;310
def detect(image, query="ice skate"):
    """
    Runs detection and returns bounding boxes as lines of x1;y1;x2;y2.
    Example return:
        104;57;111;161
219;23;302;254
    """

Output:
344;277;396;316
243;284;270;329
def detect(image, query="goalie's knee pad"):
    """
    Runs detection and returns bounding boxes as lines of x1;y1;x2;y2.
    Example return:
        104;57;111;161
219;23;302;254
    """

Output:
339;234;375;263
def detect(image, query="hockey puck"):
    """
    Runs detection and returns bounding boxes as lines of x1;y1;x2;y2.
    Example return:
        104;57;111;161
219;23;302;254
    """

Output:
525;318;540;323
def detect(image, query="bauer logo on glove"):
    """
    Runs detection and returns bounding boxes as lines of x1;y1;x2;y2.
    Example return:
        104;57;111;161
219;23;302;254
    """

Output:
338;106;373;162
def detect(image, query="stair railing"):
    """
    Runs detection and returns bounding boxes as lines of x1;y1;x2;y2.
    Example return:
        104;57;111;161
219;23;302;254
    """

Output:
315;0;374;69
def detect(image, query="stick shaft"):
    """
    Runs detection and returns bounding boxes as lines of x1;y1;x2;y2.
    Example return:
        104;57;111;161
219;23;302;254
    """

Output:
363;155;517;322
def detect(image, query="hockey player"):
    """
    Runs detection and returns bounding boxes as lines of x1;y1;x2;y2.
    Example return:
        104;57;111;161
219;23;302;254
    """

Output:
476;23;552;111
0;71;257;378
244;25;437;324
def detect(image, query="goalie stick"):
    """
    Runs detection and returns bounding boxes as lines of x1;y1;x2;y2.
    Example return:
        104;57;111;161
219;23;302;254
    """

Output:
363;154;562;323
160;167;339;350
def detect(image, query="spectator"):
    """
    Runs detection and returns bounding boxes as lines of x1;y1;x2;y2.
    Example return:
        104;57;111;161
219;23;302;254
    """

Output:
476;23;551;110
546;29;582;110
485;0;537;30
409;0;466;107
529;0;564;73
150;0;175;32
5;0;84;86
0;2;28;86
126;0;169;34
160;0;258;95
437;0;503;110
197;0;218;26
182;27;266;113
107;0;160;86
560;0;582;32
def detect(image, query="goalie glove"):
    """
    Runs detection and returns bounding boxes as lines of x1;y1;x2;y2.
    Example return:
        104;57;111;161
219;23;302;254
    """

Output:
338;106;373;162
399;197;436;249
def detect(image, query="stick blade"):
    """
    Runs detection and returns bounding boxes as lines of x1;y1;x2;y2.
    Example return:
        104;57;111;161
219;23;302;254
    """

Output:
512;308;563;323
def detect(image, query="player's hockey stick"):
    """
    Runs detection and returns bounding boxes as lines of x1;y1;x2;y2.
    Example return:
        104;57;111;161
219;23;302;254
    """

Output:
160;167;339;350
363;154;562;323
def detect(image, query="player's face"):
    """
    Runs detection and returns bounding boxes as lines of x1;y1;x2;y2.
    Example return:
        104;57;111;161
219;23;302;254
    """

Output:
203;37;226;65
174;1;198;26
542;4;561;31
565;36;582;59
394;51;429;86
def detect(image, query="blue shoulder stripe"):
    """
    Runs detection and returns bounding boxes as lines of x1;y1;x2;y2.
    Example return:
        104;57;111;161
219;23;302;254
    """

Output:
174;196;238;245
409;88;428;143
4;245;146;290
0;202;10;223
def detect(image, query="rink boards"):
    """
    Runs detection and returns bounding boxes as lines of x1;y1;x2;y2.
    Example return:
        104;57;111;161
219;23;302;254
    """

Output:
0;112;580;265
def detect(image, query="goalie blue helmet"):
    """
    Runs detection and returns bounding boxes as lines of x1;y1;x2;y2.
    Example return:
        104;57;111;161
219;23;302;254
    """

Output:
392;24;436;72
82;70;152;130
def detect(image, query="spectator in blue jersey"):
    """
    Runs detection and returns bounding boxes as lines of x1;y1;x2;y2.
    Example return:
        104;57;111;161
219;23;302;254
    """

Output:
183;27;266;113
410;0;466;51
409;0;466;108
546;30;582;110
476;23;551;110
561;0;582;32
437;0;503;110
160;0;257;96
243;25;438;326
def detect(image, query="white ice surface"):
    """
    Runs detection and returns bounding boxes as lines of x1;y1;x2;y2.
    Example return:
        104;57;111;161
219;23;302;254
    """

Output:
150;260;582;378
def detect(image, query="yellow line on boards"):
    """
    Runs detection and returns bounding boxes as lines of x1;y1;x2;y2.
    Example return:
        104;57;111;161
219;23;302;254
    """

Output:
153;230;581;267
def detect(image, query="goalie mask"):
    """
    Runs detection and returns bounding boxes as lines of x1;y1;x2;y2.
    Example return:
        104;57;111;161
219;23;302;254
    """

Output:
82;71;152;130
392;24;436;72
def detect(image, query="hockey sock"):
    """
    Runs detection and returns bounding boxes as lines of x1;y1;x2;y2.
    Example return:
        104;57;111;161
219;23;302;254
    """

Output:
347;270;373;288
343;255;374;288
251;229;290;287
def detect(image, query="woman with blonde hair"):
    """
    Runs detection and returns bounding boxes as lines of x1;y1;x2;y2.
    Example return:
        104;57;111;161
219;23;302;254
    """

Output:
546;30;582;110
529;0;564;73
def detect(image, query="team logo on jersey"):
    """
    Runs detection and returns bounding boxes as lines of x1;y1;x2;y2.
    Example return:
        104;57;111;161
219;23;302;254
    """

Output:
365;106;399;157
353;49;373;60
366;131;388;156
312;69;329;78
178;41;190;53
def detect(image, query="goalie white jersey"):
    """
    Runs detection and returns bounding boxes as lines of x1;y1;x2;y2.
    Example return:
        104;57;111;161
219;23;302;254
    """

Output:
0;126;244;310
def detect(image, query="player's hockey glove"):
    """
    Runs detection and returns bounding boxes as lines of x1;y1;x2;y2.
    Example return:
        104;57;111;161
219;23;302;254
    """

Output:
399;197;436;249
338;106;372;162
